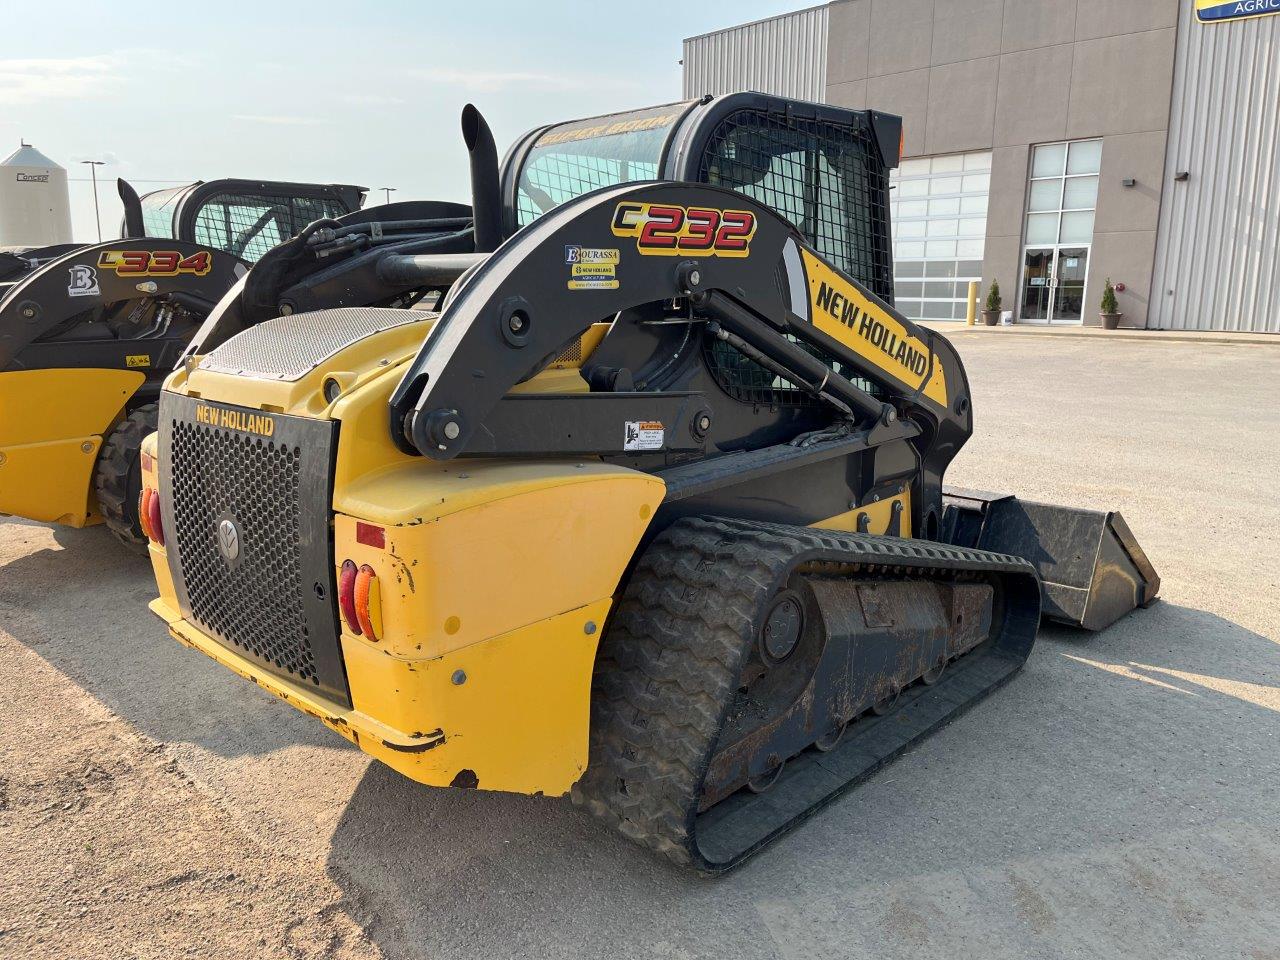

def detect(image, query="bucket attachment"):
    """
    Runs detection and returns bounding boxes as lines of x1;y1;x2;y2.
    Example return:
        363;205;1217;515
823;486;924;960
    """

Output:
941;487;1159;632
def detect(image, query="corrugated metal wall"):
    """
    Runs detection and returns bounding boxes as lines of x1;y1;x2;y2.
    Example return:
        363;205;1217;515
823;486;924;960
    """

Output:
1150;4;1280;332
682;5;828;102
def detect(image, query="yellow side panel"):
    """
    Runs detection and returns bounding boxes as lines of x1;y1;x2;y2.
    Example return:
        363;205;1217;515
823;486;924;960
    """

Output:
801;249;948;408
814;490;912;538
342;600;609;794
333;463;665;660
0;368;142;525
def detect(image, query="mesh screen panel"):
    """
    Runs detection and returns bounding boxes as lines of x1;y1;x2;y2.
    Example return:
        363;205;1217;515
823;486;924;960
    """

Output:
169;421;318;684
192;194;349;263
698;108;894;407
698;109;893;298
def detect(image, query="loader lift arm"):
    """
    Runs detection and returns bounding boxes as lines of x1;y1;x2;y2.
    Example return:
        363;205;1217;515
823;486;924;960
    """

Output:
389;180;973;537
388;179;1154;629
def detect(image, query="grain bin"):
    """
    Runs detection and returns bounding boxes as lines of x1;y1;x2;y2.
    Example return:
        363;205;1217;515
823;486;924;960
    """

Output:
0;142;73;247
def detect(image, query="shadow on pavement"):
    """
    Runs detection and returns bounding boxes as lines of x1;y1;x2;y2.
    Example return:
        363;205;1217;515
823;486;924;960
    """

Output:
0;520;346;759
319;598;1280;960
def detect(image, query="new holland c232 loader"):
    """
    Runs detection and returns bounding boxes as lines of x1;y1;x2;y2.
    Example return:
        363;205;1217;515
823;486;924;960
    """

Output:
142;94;1159;872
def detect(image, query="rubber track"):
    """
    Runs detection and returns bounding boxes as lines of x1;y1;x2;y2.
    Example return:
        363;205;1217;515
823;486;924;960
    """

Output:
93;402;157;552
570;515;1039;874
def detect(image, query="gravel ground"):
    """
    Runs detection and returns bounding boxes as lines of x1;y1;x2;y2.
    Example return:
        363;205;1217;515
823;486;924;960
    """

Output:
1;333;1277;959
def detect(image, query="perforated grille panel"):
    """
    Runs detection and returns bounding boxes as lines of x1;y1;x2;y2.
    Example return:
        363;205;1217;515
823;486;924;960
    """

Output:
161;394;349;705
170;421;316;674
200;308;431;381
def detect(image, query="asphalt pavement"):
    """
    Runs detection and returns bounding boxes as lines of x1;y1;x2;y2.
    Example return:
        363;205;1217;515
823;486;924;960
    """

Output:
2;332;1277;959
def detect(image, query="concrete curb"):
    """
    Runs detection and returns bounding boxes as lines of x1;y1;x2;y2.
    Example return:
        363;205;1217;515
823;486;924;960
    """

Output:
918;322;1279;347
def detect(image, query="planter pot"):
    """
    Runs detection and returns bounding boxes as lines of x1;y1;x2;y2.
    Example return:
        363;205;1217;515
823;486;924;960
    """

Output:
982;310;1001;326
1101;312;1122;330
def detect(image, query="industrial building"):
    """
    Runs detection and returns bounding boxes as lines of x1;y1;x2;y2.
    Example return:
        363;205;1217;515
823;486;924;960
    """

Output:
683;0;1280;332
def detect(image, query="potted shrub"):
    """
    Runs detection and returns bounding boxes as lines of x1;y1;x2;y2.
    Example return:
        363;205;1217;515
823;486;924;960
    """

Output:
1100;278;1122;330
982;280;1002;326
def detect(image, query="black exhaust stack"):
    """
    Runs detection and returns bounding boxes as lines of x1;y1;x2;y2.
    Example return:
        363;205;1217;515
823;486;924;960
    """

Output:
118;179;145;238
462;104;502;253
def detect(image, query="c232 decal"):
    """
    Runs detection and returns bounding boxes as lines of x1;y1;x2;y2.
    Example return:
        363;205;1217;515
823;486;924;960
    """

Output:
98;250;213;277
611;202;756;257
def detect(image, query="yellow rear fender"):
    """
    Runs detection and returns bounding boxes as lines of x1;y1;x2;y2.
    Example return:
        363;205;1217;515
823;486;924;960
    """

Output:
330;459;665;792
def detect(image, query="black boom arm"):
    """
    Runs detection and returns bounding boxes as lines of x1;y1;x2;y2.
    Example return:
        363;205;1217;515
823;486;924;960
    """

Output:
389;181;973;474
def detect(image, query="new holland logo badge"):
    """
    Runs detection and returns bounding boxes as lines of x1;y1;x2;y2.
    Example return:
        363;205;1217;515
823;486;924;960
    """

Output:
217;518;241;563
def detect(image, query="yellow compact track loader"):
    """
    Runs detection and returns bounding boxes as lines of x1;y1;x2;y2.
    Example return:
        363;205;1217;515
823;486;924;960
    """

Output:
0;178;363;546
143;95;1158;872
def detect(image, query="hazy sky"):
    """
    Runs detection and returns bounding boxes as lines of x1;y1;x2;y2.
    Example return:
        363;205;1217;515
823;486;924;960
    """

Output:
3;0;812;242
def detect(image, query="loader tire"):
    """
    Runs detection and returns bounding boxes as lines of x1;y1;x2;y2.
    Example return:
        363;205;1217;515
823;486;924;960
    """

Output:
93;402;157;553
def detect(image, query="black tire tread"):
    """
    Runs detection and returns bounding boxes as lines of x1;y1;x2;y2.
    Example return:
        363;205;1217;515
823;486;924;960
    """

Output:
571;515;1037;871
93;402;157;552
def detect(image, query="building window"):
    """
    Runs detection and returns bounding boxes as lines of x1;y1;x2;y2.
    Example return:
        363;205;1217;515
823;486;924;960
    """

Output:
1025;139;1101;245
888;151;990;321
1018;139;1102;325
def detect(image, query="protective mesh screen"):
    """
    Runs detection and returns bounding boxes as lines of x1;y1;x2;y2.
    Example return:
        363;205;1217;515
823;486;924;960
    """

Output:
192;194;350;263
698;109;893;299
698;108;894;407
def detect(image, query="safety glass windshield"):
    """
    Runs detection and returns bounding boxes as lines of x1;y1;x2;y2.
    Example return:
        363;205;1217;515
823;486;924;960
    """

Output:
137;186;188;239
515;101;693;227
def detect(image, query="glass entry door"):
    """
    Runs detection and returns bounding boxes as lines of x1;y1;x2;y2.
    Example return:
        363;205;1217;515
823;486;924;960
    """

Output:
1019;245;1089;324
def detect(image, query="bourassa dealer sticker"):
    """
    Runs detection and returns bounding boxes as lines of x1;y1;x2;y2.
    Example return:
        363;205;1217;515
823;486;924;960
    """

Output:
566;245;619;290
623;420;664;452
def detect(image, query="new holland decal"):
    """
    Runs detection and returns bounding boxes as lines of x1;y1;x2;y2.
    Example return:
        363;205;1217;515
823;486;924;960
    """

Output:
611;202;756;257
800;249;948;408
194;403;275;437
98;250;213;277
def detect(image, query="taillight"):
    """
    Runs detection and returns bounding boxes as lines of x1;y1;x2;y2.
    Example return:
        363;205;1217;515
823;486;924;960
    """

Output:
338;559;381;641
339;560;361;635
139;487;164;546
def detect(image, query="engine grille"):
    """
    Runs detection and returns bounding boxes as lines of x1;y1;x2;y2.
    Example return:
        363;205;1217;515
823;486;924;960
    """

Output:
160;393;349;705
199;307;429;381
170;421;316;678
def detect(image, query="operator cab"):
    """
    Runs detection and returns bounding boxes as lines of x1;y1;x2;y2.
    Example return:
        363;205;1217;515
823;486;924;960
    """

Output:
130;180;366;263
502;93;901;303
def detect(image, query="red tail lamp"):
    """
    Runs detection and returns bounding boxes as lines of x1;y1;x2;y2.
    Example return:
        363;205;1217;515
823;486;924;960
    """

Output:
338;559;382;641
139;488;164;546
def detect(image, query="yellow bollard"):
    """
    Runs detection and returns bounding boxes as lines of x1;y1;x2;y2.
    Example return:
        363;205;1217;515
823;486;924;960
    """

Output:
966;280;979;326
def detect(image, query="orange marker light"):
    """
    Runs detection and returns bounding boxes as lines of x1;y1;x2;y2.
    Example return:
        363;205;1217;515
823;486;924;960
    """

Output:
354;564;382;641
138;489;154;541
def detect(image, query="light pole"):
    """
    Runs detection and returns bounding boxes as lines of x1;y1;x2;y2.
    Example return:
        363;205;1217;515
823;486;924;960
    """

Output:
380;186;396;205
81;160;105;241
